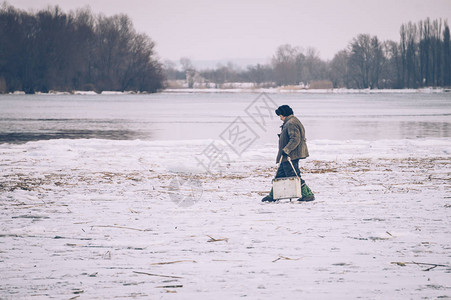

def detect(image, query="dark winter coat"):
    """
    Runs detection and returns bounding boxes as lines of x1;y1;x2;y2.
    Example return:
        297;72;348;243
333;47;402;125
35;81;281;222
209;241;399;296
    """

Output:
276;115;309;163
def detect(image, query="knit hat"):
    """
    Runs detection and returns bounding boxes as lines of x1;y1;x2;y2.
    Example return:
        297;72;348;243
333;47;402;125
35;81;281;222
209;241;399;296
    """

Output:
275;105;293;117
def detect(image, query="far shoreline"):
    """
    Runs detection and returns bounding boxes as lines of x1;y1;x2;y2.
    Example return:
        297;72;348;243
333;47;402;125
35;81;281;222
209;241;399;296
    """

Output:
2;87;450;96
161;87;450;94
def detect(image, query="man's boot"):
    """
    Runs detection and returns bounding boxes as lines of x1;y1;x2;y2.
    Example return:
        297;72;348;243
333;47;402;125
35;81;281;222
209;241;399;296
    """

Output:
298;183;315;202
261;188;276;202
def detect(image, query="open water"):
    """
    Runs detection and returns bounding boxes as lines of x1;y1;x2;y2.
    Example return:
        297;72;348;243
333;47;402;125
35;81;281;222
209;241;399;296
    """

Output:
0;92;450;144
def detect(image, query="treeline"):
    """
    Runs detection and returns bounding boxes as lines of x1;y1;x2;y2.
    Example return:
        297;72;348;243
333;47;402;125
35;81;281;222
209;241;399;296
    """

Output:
165;18;451;89
0;3;164;94
1;3;449;93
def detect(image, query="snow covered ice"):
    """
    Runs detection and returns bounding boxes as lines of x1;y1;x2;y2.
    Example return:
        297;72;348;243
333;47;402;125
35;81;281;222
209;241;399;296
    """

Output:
1;137;450;299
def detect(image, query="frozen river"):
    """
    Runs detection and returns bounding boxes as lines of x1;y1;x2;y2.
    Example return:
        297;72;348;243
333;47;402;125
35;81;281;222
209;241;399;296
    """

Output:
0;92;450;143
1;91;451;299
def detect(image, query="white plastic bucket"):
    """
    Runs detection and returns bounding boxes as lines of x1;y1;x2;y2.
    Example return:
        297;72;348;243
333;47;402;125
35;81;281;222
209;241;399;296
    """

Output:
272;176;302;200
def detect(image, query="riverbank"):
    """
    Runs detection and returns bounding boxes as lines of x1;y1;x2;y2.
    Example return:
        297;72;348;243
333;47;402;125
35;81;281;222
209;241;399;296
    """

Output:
163;87;450;94
3;86;450;95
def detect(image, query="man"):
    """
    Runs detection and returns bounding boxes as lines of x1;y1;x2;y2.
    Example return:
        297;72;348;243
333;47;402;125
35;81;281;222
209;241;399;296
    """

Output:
262;105;315;202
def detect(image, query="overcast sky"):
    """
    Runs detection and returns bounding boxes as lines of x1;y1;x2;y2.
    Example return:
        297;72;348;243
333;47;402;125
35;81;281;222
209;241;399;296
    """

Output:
8;0;451;66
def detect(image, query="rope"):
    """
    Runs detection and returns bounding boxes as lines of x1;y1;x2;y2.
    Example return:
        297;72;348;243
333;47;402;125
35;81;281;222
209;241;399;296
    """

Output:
287;157;300;179
276;155;300;179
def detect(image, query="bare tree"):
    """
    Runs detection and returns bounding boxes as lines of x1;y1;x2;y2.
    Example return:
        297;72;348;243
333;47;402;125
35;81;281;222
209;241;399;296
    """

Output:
348;34;371;88
443;23;451;86
272;44;299;85
382;40;402;88
180;57;196;88
329;50;349;88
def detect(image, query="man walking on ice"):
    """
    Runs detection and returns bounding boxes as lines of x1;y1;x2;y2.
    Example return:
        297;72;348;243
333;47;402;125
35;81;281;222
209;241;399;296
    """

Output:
262;105;315;202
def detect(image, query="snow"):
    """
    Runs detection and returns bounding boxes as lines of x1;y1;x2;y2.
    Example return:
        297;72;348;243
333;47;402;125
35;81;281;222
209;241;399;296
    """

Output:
162;87;448;94
6;87;448;96
73;91;99;95
1;137;450;299
101;91;137;95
